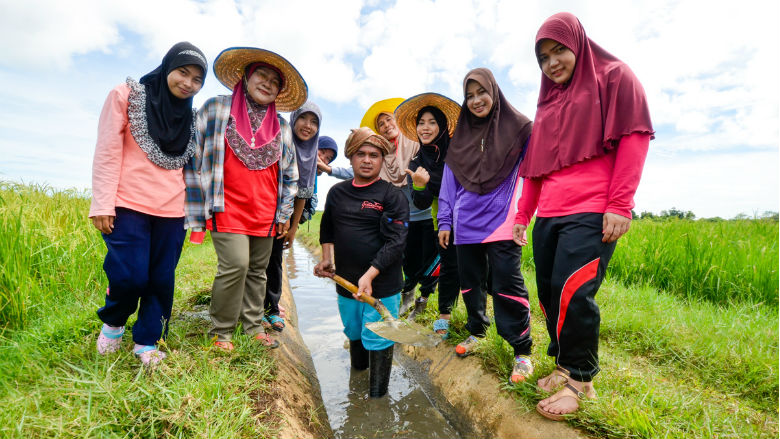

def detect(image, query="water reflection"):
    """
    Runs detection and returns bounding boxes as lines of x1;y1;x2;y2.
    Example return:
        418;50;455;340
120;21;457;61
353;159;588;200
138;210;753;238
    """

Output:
287;240;460;439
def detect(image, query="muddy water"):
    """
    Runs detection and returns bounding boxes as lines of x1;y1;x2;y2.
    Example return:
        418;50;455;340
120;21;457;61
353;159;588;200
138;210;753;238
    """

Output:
286;240;461;439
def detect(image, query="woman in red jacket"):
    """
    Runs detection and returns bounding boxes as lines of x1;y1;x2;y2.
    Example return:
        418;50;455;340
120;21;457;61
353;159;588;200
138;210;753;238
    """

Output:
513;13;653;420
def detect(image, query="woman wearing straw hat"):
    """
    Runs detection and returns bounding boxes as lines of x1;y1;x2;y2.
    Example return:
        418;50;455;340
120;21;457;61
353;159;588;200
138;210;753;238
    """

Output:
438;68;535;385
394;93;461;335
90;42;207;366
262;101;323;332
184;47;305;352
361;99;438;316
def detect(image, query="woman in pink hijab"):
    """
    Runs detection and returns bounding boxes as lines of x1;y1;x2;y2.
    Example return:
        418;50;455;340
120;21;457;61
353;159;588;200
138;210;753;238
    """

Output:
513;13;653;420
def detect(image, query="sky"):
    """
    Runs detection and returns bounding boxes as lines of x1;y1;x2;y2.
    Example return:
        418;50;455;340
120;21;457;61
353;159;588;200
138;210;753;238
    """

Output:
0;0;777;219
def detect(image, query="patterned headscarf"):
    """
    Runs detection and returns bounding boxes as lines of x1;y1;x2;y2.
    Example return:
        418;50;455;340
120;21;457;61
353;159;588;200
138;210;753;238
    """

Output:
345;127;393;158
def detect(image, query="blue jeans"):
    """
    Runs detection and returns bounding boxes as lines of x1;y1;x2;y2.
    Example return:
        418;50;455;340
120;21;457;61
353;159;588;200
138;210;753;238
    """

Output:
97;207;185;346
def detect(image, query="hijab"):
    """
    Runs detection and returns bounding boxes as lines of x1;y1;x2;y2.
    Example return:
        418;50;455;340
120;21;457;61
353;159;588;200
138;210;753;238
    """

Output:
317;136;338;162
411;106;449;196
518;12;654;178
138;42;207;157
225;62;283;170
446;68;533;194
290;101;322;193
375;112;419;187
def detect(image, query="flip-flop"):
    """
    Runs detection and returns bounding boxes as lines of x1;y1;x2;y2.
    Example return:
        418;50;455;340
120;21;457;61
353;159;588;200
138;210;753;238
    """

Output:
536;383;586;421
267;314;285;332
254;332;280;349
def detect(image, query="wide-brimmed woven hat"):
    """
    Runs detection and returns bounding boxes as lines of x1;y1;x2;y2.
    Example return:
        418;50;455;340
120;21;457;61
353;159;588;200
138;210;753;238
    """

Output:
394;93;461;141
213;47;307;112
359;98;405;133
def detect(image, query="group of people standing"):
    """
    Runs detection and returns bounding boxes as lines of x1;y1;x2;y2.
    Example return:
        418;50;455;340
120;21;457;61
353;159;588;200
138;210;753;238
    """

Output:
89;12;652;420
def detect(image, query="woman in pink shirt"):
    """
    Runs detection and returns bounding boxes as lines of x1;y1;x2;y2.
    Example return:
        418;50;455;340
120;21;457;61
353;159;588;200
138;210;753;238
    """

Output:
512;13;653;419
90;42;207;366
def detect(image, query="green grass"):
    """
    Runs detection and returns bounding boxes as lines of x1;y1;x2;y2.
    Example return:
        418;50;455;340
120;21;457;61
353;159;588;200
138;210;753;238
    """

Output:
0;182;282;438
608;218;778;306
298;211;779;439
0;181;105;330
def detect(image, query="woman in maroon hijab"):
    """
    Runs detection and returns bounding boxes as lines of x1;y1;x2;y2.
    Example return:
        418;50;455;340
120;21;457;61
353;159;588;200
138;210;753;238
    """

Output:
513;12;653;420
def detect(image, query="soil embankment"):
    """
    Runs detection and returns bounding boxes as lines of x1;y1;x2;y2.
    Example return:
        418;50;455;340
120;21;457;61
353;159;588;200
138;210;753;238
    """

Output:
399;343;584;439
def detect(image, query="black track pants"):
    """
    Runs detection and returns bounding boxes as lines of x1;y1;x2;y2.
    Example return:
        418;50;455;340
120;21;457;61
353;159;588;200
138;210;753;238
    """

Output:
533;213;616;382
437;230;459;315
456;240;532;356
263;236;284;316
403;219;439;296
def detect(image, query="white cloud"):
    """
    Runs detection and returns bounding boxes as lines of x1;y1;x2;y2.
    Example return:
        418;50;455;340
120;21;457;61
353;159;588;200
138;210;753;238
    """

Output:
0;0;777;217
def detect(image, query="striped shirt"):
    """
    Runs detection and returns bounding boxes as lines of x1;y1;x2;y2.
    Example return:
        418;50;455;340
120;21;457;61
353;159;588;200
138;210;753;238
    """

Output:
184;95;298;231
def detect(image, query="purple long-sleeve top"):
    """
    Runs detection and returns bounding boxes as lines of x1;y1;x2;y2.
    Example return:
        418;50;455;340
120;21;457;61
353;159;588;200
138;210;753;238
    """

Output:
437;159;523;245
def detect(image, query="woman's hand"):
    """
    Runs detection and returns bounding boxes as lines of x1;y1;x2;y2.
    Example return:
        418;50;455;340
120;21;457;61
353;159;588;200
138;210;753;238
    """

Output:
276;220;291;238
512;224;528;246
405;167;430;187
91;215;115;234
438;230;450;249
602;212;631;243
283;223;298;249
313;259;335;278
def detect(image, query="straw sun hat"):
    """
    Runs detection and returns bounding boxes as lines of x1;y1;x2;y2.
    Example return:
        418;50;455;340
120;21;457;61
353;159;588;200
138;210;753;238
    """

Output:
360;98;405;133
213;47;307;113
394;93;461;141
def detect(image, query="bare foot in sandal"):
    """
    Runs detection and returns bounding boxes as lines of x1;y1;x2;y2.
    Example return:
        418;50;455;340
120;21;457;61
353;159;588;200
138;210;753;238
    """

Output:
537;365;570;392
536;379;596;421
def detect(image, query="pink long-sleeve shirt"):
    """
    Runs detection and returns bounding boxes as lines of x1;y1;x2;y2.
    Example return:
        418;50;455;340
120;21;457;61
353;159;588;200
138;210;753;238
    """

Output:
89;84;186;218
515;132;650;225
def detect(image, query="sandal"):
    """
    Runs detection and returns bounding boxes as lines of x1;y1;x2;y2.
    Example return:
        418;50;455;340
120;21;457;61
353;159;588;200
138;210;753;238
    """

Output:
432;318;450;339
455;335;480;357
134;345;166;367
537;365;571;392
261;316;272;330
214;340;235;352
267;314;285;332
536;382;588;421
509;355;534;384
254;332;280;349
96;324;124;354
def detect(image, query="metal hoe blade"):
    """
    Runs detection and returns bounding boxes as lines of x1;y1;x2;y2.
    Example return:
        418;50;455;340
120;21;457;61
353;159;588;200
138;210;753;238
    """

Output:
365;320;442;348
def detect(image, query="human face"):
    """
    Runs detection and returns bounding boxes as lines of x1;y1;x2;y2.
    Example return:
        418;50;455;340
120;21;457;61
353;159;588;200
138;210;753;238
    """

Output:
537;39;576;85
317;148;335;164
416;111;440;144
376;113;399;141
294;112;319;141
166;64;204;99
350;144;383;183
246;66;281;105
465;80;493;118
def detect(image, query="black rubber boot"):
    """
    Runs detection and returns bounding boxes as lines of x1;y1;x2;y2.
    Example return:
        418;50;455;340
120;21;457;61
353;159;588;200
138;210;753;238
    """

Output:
399;290;415;315
407;297;428;321
369;345;394;398
349;340;369;370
